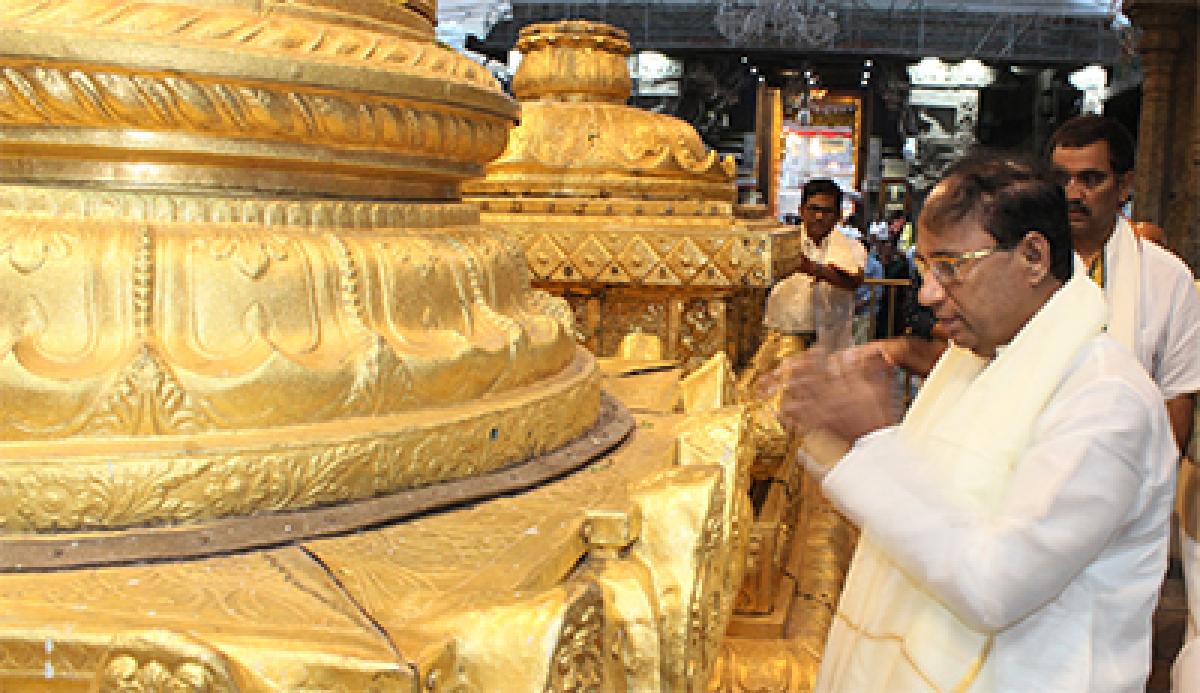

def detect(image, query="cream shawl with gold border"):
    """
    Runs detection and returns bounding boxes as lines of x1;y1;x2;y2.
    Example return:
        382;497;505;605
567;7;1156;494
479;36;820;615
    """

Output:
815;268;1107;692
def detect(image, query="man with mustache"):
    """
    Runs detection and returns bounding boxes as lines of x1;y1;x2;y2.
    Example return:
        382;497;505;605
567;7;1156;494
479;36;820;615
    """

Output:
1048;115;1200;454
766;153;1176;691
1051;118;1200;687
873;117;1200;429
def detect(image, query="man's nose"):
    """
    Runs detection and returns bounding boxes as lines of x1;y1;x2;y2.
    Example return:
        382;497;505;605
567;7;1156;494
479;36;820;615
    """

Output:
918;272;945;307
1063;177;1086;198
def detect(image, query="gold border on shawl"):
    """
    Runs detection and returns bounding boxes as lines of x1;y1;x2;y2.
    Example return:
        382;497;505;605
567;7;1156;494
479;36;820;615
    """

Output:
832;612;993;693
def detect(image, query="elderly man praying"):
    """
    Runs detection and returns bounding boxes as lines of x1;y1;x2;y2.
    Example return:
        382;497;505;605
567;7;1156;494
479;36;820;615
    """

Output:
767;153;1176;692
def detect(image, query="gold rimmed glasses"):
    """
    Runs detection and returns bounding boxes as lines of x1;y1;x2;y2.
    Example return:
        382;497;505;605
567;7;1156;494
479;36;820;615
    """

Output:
912;246;1011;285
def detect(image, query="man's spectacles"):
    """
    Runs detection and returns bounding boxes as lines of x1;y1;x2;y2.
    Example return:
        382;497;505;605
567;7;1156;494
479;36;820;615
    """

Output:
912;246;1011;285
1051;168;1111;190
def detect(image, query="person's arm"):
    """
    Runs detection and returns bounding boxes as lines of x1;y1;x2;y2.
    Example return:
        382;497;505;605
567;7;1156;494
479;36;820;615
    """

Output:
1154;270;1200;454
1166;393;1195;454
821;375;1163;633
820;264;863;290
792;253;863;290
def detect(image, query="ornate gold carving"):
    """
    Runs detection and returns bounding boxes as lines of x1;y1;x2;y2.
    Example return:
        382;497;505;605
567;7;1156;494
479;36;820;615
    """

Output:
709;639;817;693
512;21;632;104
0;188;479;228
467;20;796;365
0;7;757;693
0;61;511;167
92;631;238;693
0;212;580;439
545;584;606;693
673;408;755;688
0;1;500;92
0;350;597;531
0;1;517;196
488;103;734;181
465;19;734;201
504;228;790;289
631;465;729;691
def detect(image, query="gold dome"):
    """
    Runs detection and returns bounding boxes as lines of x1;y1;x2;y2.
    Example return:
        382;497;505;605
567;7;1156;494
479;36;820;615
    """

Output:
468;20;736;203
0;1;598;532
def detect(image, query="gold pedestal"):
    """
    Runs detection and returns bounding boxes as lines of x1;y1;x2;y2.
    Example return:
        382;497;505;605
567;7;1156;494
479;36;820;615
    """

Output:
465;21;801;368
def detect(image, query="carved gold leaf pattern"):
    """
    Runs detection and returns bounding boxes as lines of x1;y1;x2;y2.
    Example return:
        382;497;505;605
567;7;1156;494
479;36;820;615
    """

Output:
0;353;597;530
0;548;406;688
0;1;500;93
0;62;511;166
0;210;581;442
491;103;734;180
491;227;794;289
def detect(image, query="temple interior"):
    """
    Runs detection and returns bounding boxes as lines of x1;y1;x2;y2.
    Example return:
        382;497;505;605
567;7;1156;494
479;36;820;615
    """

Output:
0;1;1193;691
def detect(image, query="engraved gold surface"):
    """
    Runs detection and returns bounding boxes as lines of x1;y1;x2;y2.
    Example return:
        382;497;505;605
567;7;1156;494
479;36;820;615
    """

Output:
0;1;515;196
0;4;755;691
466;20;799;365
712;333;862;693
0;349;597;531
0;548;412;691
0;0;616;531
0;369;752;690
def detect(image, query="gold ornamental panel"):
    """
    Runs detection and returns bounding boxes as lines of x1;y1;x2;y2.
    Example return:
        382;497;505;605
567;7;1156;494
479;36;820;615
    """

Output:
0;350;597;532
506;225;791;289
0;161;603;532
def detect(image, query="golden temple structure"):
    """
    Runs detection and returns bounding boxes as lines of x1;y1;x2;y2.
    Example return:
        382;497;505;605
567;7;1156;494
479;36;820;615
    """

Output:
465;20;840;691
0;3;759;691
465;22;800;367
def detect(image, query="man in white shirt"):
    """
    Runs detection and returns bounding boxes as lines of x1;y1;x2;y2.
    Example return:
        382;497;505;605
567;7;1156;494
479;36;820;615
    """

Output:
1048;115;1200;452
764;178;866;351
767;153;1176;691
1049;117;1200;689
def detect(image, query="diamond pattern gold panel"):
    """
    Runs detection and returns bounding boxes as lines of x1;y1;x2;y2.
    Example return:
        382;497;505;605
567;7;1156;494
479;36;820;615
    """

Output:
512;227;797;289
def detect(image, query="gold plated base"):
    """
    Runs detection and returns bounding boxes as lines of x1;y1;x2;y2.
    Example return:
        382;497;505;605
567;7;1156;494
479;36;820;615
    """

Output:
0;369;754;691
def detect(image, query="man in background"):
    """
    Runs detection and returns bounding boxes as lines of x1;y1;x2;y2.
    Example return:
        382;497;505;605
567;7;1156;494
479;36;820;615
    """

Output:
763;178;866;351
1048;115;1200;453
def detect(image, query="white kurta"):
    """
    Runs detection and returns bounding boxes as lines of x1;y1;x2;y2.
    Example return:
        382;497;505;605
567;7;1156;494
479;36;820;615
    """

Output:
764;228;866;349
820;336;1177;692
1113;235;1200;398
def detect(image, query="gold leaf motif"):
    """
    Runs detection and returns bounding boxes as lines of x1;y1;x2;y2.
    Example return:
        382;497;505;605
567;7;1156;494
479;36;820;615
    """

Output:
85;347;219;437
0;219;75;274
202;233;291;280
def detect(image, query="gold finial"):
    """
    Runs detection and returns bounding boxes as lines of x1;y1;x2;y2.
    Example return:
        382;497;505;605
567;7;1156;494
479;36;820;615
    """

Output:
511;20;633;104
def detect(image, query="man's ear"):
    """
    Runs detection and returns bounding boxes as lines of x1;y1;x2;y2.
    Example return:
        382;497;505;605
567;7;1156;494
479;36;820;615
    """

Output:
1019;232;1053;284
